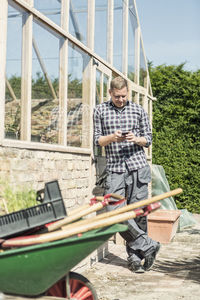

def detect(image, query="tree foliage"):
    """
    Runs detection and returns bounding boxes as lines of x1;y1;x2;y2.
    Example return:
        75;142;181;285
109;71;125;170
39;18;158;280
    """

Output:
149;63;200;213
6;73;82;101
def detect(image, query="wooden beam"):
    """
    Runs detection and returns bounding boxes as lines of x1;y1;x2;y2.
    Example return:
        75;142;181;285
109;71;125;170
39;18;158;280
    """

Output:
122;0;128;76
11;0;152;98
20;0;33;141
6;78;17;102
0;1;8;143
107;0;113;65
87;0;95;50
134;26;140;86
58;0;69;146
82;55;92;148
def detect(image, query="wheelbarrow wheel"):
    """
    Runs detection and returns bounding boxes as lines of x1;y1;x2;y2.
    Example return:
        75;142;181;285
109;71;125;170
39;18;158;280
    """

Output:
46;271;98;300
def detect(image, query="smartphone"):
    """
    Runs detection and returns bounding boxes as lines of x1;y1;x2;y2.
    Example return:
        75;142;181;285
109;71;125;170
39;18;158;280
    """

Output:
121;131;129;136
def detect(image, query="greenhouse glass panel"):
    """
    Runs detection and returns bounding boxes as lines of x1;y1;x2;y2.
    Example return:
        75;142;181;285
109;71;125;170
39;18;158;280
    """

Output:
139;94;144;107
103;74;109;102
31;21;60;144
96;70;101;106
128;2;138;81
94;0;108;61
113;0;123;72
34;0;61;26
69;0;88;45
132;91;136;103
5;4;23;140
67;42;90;148
94;69;102;156
148;98;151;119
139;39;148;87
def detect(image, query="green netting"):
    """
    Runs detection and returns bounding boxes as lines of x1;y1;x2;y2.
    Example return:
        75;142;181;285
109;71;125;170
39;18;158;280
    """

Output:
151;164;197;231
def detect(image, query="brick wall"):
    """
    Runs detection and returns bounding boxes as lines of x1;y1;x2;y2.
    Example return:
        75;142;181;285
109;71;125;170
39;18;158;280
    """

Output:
0;146;91;210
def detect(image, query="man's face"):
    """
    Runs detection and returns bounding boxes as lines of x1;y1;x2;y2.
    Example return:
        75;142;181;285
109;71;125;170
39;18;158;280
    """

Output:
109;86;128;108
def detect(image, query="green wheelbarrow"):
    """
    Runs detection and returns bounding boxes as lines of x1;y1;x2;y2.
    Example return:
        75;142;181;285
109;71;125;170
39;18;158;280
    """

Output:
0;188;182;299
0;224;128;300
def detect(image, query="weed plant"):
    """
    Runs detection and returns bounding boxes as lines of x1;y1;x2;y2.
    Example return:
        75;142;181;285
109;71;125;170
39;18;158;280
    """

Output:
0;179;37;214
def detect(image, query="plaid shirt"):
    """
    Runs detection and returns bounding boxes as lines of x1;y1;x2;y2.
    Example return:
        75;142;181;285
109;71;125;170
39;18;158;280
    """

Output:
93;100;152;172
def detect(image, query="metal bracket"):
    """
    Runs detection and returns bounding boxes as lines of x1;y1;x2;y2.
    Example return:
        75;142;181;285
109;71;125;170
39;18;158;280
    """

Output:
93;58;99;66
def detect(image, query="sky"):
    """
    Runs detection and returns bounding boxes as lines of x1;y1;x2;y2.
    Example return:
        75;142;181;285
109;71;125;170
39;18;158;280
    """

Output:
6;0;200;79
136;0;200;71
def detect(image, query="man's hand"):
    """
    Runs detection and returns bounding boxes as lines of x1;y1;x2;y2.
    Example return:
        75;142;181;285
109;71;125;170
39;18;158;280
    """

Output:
125;132;147;146
98;130;125;147
98;130;147;147
114;130;126;143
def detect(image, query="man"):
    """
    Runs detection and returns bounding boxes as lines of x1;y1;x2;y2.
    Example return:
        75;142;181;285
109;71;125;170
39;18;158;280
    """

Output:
93;76;160;273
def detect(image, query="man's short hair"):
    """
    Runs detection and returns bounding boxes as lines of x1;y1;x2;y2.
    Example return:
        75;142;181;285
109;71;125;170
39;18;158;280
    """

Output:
110;76;128;91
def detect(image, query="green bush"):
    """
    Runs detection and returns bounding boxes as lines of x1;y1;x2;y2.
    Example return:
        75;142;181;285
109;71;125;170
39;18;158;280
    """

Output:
149;64;200;213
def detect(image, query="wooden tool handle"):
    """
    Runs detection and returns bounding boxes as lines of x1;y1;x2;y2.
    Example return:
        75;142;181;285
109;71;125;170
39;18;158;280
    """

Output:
67;204;91;216
62;188;183;231
62;188;182;231
109;193;124;200
3;209;144;247
129;188;183;210
95;193;124;202
95;196;105;201
47;201;104;232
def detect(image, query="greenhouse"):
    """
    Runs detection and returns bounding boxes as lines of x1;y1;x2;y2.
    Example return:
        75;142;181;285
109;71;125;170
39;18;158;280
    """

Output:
0;0;154;208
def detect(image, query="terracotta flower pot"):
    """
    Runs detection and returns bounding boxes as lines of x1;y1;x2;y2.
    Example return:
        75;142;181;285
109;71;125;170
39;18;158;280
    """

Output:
147;209;181;244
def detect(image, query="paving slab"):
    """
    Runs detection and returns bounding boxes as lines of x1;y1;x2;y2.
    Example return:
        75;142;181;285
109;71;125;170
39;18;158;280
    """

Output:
81;214;200;300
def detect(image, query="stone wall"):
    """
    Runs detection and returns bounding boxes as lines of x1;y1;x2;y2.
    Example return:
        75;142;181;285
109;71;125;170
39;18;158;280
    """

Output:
0;146;91;210
0;145;109;270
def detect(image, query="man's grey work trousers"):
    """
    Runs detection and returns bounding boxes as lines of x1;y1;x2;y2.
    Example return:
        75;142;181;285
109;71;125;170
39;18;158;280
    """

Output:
105;165;157;263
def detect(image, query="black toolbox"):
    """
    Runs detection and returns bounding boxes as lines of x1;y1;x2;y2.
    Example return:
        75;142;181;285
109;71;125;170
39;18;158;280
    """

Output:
0;180;67;238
